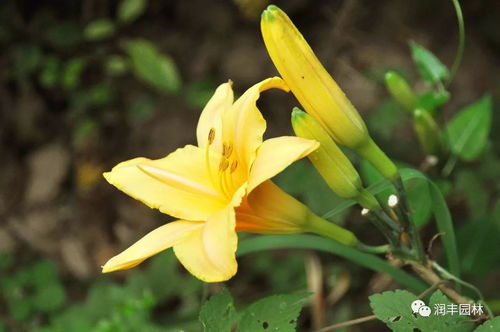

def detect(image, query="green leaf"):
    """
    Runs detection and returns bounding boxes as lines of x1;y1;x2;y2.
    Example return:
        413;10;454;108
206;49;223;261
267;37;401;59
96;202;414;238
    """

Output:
445;95;492;161
237;292;310;332
416;90;450;114
237;235;427;293
417;170;460;278
457;201;500;278
33;282;66;312
455;170;488;219
0;253;13;270
125;39;181;94
87;82;114;106
105;55;129;76
410;41;449;84
370;290;474;332
406;178;432;227
30;260;58;287
199;289;237;332
118;0;148;24
474;316;500;331
39;55;61;88
84;19;116;41
62;58;86;90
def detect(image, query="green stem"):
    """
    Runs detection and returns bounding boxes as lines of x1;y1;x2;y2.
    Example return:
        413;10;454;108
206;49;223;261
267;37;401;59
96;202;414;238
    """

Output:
373;209;401;234
448;0;465;85
355;243;389;254
363;210;400;249
355;188;382;211
442;154;458;177
356;138;398;181
305;213;359;247
432;262;493;318
394;175;425;263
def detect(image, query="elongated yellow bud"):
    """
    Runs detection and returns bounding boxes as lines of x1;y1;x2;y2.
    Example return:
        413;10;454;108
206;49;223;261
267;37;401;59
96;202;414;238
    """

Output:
385;71;417;112
262;5;366;147
291;108;380;211
261;5;398;180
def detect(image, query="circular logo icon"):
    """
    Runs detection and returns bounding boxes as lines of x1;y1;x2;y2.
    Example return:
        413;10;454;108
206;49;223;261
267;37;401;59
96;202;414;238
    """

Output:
418;305;431;317
411;300;425;313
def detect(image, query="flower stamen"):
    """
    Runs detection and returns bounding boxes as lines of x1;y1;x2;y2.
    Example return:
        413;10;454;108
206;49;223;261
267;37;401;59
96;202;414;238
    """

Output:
205;128;218;190
230;160;238;173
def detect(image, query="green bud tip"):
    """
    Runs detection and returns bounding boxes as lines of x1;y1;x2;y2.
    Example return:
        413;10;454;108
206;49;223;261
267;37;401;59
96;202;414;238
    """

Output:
262;5;279;21
291;107;306;121
384;71;396;82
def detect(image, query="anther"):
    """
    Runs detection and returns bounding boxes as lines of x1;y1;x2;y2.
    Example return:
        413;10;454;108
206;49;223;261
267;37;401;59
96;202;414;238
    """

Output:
219;158;229;172
208;128;215;145
230;160;238;173
222;143;233;158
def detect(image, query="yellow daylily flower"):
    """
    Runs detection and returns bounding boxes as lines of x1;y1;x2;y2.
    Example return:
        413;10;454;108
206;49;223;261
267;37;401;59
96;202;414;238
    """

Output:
261;5;398;180
236;180;357;246
102;77;324;282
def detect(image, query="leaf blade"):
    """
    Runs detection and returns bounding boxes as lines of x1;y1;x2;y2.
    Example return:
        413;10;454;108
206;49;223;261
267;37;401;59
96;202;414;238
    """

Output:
445;95;492;161
237;234;427;292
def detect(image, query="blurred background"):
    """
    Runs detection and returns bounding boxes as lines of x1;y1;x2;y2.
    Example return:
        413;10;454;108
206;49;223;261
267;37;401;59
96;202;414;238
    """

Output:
0;0;499;331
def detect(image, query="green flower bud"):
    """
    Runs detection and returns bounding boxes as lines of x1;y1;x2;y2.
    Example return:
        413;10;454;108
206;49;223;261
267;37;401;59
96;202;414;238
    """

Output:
291;108;380;211
385;71;418;112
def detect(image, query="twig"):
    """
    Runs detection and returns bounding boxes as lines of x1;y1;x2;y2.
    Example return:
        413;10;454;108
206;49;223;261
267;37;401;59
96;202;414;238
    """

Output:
448;0;465;85
409;261;469;305
432;261;493;318
417;280;448;299
316;314;377;332
426;232;445;259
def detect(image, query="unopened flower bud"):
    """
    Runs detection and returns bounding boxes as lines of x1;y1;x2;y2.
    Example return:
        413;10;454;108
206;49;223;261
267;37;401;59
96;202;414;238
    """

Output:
262;5;398;180
385;71;417;112
291;108;380;211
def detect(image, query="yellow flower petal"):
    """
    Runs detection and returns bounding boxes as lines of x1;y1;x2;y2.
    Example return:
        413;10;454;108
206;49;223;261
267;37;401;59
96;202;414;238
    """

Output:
222;77;289;173
174;206;238;282
239;181;358;246
102;220;203;273
103;145;226;221
238;180;308;233
196;81;234;153
247;136;318;192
